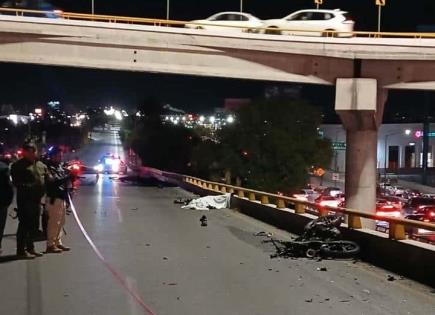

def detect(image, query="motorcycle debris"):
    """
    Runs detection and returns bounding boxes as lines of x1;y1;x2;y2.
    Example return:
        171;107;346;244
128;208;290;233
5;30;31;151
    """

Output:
254;231;273;237
387;275;396;281
200;215;208;226
305;299;313;303
362;289;370;294
316;267;328;272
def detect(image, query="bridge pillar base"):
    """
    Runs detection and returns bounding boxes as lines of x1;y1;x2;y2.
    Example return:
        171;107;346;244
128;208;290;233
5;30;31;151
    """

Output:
335;78;387;229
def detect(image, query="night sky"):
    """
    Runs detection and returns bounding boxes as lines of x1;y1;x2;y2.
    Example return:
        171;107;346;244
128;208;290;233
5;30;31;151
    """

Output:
0;0;434;120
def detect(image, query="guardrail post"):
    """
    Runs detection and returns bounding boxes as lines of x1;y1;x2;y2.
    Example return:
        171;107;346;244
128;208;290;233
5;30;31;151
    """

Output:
208;183;214;190
276;199;286;209
348;215;362;229
221;186;227;193
318;207;328;217
237;190;245;198
248;192;256;201
202;182;208;189
214;184;220;191
228;188;235;193
294;203;305;214
261;196;269;205
389;223;406;240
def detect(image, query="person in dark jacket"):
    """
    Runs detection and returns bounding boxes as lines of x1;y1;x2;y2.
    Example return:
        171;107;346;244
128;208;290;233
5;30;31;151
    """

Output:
0;144;14;254
44;146;71;253
11;142;47;259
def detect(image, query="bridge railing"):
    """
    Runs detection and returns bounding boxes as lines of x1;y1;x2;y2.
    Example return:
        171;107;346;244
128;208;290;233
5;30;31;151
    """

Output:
182;175;435;241
1;8;435;39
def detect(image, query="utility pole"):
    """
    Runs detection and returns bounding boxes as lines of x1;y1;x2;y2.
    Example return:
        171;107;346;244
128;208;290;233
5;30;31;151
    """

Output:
422;92;430;185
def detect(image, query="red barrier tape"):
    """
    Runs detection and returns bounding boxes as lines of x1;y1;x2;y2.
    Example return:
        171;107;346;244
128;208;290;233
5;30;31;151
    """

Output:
68;195;157;315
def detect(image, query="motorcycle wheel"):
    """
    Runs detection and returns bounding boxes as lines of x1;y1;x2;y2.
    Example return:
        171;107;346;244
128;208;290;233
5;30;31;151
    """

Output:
320;241;360;258
305;248;319;258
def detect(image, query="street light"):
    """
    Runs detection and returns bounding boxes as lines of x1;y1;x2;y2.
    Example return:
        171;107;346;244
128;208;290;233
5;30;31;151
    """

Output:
91;0;94;15
166;0;170;20
240;0;243;13
383;129;411;178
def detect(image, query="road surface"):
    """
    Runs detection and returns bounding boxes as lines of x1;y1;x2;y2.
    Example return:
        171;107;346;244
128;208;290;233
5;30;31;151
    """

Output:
1;130;434;315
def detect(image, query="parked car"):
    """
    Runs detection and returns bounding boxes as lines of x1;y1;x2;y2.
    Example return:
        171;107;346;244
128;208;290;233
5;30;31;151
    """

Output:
185;12;264;33
293;189;319;202
405;205;435;223
315;195;341;208
323;186;343;198
402;197;435;215
405;206;435;238
389;185;405;197
378;195;404;210
0;0;63;18
375;199;402;218
262;9;354;37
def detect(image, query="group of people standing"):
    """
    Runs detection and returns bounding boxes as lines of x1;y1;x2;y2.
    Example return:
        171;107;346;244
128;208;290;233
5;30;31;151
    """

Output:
0;142;71;259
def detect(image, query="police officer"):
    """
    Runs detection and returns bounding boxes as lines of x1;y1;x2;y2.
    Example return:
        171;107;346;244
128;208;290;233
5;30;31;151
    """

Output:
0;144;14;255
44;146;71;253
11;142;47;259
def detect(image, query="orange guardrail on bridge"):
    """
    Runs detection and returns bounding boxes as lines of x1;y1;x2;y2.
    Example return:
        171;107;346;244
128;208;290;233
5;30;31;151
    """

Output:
183;175;435;242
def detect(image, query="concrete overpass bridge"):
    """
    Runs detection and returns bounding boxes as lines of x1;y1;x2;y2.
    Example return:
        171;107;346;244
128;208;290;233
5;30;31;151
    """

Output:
1;13;435;222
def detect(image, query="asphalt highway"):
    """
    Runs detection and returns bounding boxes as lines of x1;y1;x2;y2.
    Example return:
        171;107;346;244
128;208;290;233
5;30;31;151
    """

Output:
1;130;434;315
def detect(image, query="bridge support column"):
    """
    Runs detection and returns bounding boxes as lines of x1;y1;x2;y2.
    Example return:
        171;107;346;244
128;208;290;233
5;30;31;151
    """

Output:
335;79;387;228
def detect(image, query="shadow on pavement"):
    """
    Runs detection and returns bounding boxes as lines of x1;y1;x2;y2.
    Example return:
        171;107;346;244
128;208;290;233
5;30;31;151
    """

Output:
0;254;19;263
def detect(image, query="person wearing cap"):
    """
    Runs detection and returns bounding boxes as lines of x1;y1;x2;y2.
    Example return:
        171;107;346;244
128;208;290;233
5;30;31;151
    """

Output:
0;144;14;255
10;142;47;259
44;146;71;253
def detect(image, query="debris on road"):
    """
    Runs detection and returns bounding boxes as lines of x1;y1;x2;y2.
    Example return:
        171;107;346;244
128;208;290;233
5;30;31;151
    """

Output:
362;289;371;294
130;207;138;211
387;275;397;282
254;231;273;237
305;298;313;303
200;215;208;226
173;197;192;205
263;215;360;260
316;267;328;271
181;194;231;211
163;257;169;260
167;283;177;286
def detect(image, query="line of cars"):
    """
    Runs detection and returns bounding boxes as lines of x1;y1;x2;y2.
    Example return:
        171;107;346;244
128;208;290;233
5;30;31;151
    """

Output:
1;2;355;38
185;9;355;37
293;183;435;242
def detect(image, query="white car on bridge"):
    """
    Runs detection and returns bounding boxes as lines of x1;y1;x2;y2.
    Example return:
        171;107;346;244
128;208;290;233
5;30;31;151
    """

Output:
262;9;354;37
185;12;264;33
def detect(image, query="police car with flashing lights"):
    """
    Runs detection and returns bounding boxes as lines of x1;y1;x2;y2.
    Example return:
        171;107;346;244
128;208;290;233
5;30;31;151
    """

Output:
94;154;127;174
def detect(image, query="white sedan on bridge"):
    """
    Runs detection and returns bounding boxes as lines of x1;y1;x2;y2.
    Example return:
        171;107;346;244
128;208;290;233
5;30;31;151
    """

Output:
262;9;354;37
185;12;264;33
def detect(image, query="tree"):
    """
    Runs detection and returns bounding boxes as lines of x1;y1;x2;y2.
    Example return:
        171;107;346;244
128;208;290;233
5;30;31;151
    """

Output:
215;99;332;194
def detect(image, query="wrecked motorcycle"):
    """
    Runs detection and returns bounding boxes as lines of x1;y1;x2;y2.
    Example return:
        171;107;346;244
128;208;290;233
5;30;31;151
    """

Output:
264;215;360;259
